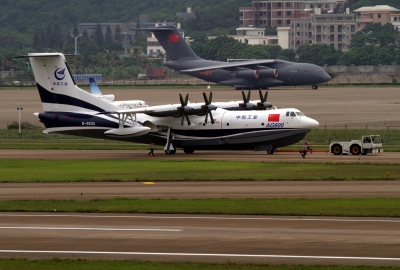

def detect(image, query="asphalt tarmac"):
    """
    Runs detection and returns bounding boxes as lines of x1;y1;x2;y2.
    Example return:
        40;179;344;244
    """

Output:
1;86;400;266
1;149;399;163
1;86;400;128
0;213;399;266
1;180;400;200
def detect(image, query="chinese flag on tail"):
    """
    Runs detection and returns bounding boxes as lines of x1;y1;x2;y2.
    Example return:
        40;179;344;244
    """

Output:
169;34;180;43
268;114;280;122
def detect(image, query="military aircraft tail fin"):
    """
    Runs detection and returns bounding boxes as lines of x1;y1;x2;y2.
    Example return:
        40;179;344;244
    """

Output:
141;25;200;61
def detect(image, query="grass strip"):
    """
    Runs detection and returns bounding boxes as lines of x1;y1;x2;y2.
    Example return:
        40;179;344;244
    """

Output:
1;198;400;217
0;258;398;270
0;160;399;182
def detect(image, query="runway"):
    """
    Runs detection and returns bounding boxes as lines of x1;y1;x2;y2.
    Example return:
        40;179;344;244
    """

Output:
0;213;399;266
1;86;400;266
2;86;400;128
1;181;400;200
0;149;399;163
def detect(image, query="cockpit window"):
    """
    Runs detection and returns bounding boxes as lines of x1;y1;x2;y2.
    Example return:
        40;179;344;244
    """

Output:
296;111;305;116
290;111;296;117
286;111;290;116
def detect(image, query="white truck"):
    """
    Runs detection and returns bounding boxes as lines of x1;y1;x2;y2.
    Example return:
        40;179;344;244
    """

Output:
329;135;383;155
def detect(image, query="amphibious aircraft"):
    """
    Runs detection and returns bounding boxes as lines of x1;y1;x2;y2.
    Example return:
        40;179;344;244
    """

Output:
16;52;319;155
141;25;331;90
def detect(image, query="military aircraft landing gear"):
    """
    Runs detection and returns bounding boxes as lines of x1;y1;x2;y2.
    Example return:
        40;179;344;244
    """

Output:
267;150;275;154
165;150;176;154
312;84;318;90
183;148;195;154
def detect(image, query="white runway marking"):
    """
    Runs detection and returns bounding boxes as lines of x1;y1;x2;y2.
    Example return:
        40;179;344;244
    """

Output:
1;213;399;223
0;226;180;232
0;250;399;261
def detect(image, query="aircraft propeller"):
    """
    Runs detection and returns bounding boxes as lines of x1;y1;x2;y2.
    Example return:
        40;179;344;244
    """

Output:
201;92;217;124
177;94;193;126
239;90;256;110
257;90;272;109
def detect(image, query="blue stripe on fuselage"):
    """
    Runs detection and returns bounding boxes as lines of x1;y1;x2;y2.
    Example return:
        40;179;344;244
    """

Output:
37;83;106;113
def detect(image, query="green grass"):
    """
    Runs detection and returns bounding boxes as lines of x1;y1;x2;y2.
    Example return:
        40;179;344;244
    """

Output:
1;259;398;270
1;197;400;217
2;127;400;144
0;160;399;182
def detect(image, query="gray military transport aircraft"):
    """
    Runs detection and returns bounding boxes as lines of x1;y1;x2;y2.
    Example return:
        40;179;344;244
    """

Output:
142;25;331;90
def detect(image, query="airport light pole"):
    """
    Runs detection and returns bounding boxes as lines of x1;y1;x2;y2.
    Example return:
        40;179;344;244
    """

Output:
17;107;23;136
70;34;82;55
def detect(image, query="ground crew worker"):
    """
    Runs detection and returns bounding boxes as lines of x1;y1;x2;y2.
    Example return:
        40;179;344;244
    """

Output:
301;142;307;158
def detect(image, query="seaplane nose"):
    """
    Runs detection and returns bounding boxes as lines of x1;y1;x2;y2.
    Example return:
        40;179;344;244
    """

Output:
303;117;319;128
309;118;319;128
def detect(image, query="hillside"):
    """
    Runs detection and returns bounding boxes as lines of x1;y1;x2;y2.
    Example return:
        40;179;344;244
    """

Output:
0;0;249;49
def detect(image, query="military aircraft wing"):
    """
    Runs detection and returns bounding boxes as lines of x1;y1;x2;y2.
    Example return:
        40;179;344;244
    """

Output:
181;59;276;72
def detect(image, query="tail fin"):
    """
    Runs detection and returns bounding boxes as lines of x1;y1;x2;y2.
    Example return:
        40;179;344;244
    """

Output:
143;25;199;61
20;53;116;113
89;77;102;95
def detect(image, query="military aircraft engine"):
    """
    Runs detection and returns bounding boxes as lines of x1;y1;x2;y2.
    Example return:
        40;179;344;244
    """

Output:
232;70;259;78
258;69;278;78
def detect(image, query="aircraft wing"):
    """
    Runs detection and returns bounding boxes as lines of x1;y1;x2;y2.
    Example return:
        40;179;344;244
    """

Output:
181;59;276;72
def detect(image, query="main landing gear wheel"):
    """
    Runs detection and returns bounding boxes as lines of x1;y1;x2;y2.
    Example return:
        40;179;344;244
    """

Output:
312;84;318;90
350;144;361;155
183;148;195;154
165;150;176;155
267;150;275;155
331;144;342;155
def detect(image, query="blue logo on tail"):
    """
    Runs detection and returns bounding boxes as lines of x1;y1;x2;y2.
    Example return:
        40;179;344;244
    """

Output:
54;68;66;80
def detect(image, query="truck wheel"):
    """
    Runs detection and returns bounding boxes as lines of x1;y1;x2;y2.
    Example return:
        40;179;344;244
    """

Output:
331;144;342;155
350;145;361;155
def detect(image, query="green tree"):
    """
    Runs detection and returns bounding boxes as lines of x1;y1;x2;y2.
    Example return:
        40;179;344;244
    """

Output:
350;23;398;48
339;46;393;65
33;33;40;50
82;29;90;44
105;25;113;45
297;44;342;65
94;23;104;46
265;26;277;35
115;25;122;43
265;45;282;59
278;49;296;61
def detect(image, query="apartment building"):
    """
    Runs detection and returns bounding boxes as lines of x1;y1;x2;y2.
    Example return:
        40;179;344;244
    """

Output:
239;0;355;51
354;5;399;31
239;0;347;28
